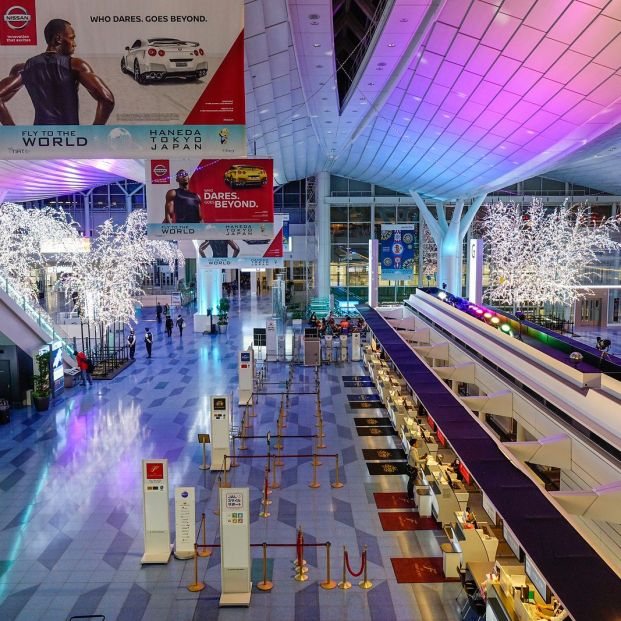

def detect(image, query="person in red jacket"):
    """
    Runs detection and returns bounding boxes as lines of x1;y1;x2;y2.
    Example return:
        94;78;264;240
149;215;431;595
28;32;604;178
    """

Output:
76;351;93;386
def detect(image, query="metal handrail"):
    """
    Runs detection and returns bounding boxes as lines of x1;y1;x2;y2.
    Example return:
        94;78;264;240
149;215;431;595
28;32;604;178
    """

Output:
0;273;76;360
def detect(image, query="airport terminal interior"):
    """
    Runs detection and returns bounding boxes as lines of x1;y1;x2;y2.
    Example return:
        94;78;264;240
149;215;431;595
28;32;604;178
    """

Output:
1;1;621;620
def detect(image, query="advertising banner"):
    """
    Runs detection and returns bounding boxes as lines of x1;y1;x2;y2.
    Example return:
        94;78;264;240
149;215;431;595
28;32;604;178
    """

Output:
198;215;284;268
0;0;245;158
146;157;274;239
380;224;416;281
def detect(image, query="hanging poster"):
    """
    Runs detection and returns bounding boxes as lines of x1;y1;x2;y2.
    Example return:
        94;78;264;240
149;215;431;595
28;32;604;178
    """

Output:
0;0;245;158
197;215;284;268
380;224;415;281
146;158;274;239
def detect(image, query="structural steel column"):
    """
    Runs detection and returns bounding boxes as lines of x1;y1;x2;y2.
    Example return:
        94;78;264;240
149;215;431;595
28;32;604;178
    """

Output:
315;171;331;298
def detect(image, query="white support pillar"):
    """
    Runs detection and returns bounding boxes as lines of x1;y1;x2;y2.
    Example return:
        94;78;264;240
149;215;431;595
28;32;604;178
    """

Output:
250;273;257;297
315;171;331;298
193;242;222;332
368;239;379;307
81;189;93;237
410;192;487;296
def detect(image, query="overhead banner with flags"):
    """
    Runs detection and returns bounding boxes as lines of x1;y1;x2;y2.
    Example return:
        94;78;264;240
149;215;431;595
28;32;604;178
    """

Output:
380;224;415;281
146;158;274;239
197;215;285;269
0;0;245;158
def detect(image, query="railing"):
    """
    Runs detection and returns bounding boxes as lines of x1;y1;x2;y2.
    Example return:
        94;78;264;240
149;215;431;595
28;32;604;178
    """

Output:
0;273;76;361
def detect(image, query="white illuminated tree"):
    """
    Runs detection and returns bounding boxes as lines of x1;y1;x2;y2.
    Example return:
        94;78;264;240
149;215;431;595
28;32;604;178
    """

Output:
483;199;620;311
60;210;184;328
421;221;438;284
0;201;80;299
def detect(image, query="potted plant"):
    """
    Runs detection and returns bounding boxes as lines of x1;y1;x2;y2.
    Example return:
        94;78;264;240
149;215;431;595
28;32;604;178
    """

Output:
217;297;230;333
32;350;51;412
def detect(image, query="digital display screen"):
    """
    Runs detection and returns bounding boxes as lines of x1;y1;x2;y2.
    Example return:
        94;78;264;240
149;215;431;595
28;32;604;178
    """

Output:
213;398;226;411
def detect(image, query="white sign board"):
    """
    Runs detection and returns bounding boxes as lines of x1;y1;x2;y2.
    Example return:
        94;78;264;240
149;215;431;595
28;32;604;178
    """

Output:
368;239;379;307
174;487;195;560
219;487;251;606
482;492;497;525
325;334;333;363
468;239;483;305
141;459;171;564
351;331;361;361
238;348;254;405
266;318;278;362
210;395;231;471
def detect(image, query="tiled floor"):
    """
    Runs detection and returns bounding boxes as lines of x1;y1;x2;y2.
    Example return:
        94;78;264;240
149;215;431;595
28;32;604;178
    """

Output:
0;294;461;621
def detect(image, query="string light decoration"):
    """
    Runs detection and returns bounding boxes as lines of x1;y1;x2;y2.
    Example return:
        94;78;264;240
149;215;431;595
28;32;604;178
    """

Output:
0;201;80;300
482;199;620;311
59;210;184;328
421;221;437;282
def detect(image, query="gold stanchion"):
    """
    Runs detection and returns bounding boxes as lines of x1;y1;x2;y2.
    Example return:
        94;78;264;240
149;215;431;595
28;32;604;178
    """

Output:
252;397;256;418
274;437;284;467
256;542;273;591
271;453;280;489
320;542;337;590
338;546;352;589
221;457;231;488
187;544;206;592
239;422;248;451
198;433;210;470
316;415;327;449
230;436;239;468
313;437;322;467
331;454;344;489
197;513;211;557
213;476;221;515
243;404;251;430
259;472;271;517
359;546;372;589
293;528;308;581
274;419;283;450
309;454;320;489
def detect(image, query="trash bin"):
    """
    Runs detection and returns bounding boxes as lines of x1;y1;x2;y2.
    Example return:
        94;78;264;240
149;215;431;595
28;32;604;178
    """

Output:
0;399;10;425
64;367;81;389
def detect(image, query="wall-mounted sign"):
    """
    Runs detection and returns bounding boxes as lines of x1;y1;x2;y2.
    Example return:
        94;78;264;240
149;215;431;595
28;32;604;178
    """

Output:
147;158;273;239
0;0;245;159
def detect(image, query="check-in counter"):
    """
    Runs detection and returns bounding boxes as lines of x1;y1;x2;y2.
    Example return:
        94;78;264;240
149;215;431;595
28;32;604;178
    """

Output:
421;465;462;526
486;575;546;621
450;511;498;564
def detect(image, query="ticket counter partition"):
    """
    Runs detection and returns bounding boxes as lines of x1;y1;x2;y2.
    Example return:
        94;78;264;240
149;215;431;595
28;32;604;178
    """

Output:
449;511;498;565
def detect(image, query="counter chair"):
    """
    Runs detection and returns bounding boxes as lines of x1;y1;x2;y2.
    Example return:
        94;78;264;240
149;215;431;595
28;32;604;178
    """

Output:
462;591;486;621
456;565;477;608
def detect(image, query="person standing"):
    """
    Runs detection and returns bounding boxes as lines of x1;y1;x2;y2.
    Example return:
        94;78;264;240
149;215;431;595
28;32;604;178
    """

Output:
76;351;93;386
176;314;185;337
165;315;173;337
145;328;153;358
127;329;136;359
156;302;162;323
163;303;169;317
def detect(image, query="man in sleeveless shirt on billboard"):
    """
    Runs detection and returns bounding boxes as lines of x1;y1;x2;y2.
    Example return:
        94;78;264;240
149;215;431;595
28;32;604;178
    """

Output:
0;19;114;125
164;169;204;224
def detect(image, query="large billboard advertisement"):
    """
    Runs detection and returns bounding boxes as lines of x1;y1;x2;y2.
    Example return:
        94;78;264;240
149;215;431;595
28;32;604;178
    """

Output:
146;158;274;239
0;0;245;158
380;224;415;281
198;215;285;269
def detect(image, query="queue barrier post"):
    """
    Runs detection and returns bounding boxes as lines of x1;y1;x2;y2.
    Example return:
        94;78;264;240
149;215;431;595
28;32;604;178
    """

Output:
320;542;337;590
359;546;372;590
293;528;308;581
316;415;326;449
256;542;273;591
221;457;231;488
309;454;320;489
199;436;210;471
259;471;271;518
274;436;284;467
239;422;248;451
187;544;206;592
271;453;280;489
230;436;239;468
338;546;352;590
197;513;211;558
331;454;344;489
313;437;322;467
213;476;221;515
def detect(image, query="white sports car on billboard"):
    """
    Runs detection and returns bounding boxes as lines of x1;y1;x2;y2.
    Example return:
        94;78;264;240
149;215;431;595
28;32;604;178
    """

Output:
121;38;208;83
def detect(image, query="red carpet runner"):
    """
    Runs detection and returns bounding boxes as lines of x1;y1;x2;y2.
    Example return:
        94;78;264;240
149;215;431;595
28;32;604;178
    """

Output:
378;511;441;531
391;557;458;583
373;492;416;509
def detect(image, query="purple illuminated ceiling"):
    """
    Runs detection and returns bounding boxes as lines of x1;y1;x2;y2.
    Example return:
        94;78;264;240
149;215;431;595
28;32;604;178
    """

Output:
247;0;621;198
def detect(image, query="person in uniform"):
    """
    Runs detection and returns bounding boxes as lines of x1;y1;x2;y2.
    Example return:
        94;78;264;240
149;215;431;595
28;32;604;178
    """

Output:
164;169;203;224
0;19;114;125
144;328;153;358
127;329;136;359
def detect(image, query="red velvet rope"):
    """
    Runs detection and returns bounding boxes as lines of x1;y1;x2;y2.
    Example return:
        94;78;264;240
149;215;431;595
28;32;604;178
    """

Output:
264;473;269;499
344;549;366;577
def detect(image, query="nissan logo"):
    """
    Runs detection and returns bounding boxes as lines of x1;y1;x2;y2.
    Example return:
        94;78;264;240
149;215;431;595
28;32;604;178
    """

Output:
4;5;31;30
153;164;167;177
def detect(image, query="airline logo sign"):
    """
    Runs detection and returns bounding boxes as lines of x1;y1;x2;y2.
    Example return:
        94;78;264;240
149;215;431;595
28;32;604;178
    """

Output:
0;0;245;158
151;160;170;184
1;1;36;44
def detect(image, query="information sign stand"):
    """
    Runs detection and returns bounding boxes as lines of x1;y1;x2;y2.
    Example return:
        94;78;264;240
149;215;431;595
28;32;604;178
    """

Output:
141;459;172;564
174;487;195;560
351;332;361;361
219;487;251;606
266;319;278;361
238;347;254;405
211;396;231;471
340;335;348;362
325;335;333;363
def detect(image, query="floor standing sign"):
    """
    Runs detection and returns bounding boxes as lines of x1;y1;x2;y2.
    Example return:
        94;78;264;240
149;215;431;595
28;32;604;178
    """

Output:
219;487;251;606
351;332;361;361
340;335;348;362
325;334;333;363
266;319;278;361
174;487;196;560
238;348;255;405
211;395;231;471
141;459;171;564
